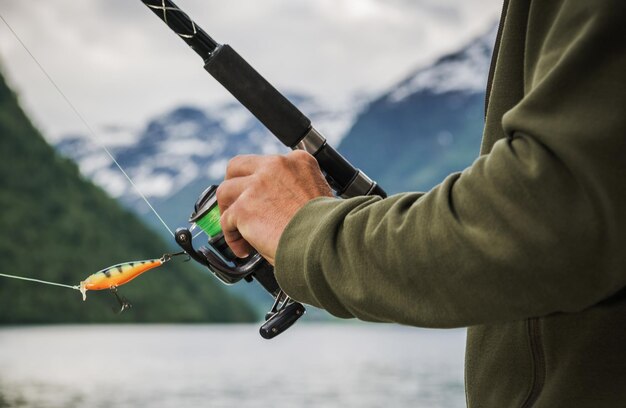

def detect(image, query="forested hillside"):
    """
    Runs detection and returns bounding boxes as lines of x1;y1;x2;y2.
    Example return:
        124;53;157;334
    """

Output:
0;69;256;323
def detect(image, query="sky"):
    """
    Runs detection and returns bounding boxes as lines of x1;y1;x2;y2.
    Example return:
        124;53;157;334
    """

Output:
0;0;500;142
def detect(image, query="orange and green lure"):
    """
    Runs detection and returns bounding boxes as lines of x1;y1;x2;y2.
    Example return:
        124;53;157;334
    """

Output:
78;252;184;301
80;257;160;300
0;252;186;311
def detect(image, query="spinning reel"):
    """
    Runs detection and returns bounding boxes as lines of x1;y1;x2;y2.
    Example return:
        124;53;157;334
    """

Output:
175;185;305;339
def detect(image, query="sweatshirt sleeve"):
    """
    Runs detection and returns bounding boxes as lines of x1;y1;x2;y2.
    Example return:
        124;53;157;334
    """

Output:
274;1;626;328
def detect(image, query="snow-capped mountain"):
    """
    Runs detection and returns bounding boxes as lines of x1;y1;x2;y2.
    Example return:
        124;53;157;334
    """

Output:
57;23;496;227
387;25;496;103
338;25;497;194
56;94;358;223
57;23;496;224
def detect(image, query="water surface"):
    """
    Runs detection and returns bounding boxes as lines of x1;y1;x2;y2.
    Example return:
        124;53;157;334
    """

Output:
0;324;466;407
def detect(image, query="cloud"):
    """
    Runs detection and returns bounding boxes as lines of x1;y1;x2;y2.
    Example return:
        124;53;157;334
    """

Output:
0;0;500;141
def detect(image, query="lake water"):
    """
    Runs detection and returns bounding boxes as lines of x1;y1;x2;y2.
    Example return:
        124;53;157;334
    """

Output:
0;324;466;408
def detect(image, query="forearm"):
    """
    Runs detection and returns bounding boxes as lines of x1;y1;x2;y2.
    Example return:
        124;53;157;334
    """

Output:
275;132;619;327
275;1;626;327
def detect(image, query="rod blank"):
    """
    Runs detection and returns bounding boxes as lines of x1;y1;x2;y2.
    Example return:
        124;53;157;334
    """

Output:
140;0;219;60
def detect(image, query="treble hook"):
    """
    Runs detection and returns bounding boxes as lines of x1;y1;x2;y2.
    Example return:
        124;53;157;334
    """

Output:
110;286;132;314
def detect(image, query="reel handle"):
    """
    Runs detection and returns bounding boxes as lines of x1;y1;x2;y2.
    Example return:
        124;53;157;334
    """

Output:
175;226;306;339
260;301;306;339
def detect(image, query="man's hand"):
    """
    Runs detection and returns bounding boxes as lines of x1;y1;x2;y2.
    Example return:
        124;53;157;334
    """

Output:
216;150;333;265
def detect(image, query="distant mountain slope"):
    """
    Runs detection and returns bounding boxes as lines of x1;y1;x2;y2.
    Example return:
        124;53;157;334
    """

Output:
0;69;256;323
56;95;356;227
338;26;496;194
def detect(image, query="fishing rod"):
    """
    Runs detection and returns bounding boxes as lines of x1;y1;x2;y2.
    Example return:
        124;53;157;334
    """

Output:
139;0;386;339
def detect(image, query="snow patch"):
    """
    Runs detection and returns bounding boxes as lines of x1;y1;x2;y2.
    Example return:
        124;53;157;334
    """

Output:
56;91;366;207
92;168;128;198
99;125;141;147
78;152;112;174
159;138;221;157
161;120;204;140
132;171;175;198
387;26;496;103
217;105;254;134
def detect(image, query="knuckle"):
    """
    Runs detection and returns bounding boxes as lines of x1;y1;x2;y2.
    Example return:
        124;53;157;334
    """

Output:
220;207;238;233
219;207;230;227
263;155;286;172
215;183;226;201
291;150;318;170
215;182;235;208
270;154;286;166
249;177;266;195
291;149;314;162
226;156;241;171
225;158;238;179
294;149;309;158
226;154;254;177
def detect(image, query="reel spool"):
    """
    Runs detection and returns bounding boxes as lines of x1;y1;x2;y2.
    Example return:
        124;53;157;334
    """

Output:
175;185;305;339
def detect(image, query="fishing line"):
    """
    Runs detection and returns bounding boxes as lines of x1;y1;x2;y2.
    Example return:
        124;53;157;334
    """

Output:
0;273;78;291
0;13;175;237
194;205;222;237
187;224;205;240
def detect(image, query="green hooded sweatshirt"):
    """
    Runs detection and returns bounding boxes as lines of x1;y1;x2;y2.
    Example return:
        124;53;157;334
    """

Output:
275;0;626;406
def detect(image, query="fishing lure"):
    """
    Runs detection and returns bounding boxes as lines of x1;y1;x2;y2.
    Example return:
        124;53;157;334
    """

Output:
79;252;187;311
80;256;166;300
0;252;187;313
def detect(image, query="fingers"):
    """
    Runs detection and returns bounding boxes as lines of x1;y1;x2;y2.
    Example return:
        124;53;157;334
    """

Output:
220;206;254;258
216;177;254;258
216;176;252;214
216;151;333;260
222;226;254;258
225;155;264;180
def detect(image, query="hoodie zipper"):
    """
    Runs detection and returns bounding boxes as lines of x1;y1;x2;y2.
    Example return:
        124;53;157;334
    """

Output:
521;318;546;408
484;0;509;120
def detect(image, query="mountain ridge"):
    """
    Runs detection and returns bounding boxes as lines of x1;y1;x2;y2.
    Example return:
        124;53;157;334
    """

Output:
0;68;256;324
55;22;496;221
337;25;496;194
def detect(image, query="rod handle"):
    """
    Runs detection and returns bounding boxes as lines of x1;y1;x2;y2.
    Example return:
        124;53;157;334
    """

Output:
205;45;311;148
